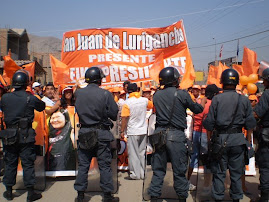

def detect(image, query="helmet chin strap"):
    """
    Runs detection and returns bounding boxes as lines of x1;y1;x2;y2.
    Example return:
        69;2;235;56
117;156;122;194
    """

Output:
223;84;236;90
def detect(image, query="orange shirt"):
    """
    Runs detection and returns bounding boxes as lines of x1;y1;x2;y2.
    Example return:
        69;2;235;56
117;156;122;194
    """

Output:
193;99;211;133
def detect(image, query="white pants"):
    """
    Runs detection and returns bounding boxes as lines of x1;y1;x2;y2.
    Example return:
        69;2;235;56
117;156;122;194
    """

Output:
127;135;147;179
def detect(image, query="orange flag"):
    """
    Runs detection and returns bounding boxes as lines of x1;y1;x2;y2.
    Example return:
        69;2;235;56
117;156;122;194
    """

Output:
3;55;22;85
217;62;229;87
50;55;72;86
149;52;164;83
23;62;35;81
232;64;244;77
0;75;8;86
207;65;218;85
216;62;224;87
180;50;196;89
207;62;228;88
242;46;259;76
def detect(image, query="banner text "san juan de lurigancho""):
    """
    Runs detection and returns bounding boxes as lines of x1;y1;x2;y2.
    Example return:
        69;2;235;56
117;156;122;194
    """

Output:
63;27;184;52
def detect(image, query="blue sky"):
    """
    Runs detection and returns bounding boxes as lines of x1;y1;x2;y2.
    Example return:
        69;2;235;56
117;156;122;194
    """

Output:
1;0;269;70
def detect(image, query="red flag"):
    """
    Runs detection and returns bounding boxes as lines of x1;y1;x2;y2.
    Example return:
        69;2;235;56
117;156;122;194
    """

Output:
219;44;223;59
50;54;72;85
242;46;259;76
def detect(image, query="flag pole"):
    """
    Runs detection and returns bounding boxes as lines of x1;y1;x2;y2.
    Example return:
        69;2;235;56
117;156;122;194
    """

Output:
236;39;239;65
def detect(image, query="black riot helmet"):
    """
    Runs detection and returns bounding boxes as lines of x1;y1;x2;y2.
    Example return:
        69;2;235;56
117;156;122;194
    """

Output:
12;71;29;89
262;68;269;81
159;67;180;87
85;66;105;85
220;69;239;86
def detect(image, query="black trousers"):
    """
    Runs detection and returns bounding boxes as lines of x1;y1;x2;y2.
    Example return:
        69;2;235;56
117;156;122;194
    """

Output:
148;129;189;199
3;142;36;188
74;140;113;193
257;145;269;192
211;145;245;200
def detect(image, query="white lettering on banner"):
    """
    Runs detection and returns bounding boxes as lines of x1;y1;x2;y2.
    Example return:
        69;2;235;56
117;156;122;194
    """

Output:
70;68;76;80
64;37;76;52
122;27;184;52
128;66;138;80
105;32;120;49
110;66;120;82
68;65;152;83
63;26;184;52
113;35;120;49
77;33;103;50
88;53;155;64
164;57;186;74
69;67;89;81
119;66;128;81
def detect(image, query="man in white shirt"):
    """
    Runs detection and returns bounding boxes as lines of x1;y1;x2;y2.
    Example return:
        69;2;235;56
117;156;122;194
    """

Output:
121;83;153;180
41;83;60;115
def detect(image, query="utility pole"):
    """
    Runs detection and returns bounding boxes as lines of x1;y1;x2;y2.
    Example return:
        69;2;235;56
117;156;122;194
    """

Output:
213;37;217;66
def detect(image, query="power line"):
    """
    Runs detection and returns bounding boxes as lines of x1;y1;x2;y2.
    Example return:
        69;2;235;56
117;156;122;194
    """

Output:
29;0;265;34
190;0;245;32
186;0;227;30
189;29;269;49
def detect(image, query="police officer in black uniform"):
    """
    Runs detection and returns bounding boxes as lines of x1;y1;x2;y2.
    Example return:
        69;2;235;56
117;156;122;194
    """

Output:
148;67;205;202
203;69;256;202
254;68;269;201
74;66;119;202
1;71;45;201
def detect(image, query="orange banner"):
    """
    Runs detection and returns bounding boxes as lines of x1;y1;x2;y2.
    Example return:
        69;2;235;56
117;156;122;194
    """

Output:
60;20;195;89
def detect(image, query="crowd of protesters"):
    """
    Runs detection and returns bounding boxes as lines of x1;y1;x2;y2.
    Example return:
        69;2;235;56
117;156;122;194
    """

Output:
0;68;267;202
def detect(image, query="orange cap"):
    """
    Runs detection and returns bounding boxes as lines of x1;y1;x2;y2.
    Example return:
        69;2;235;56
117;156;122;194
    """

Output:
120;90;126;95
143;88;151;92
201;85;207;89
192;85;201;90
248;95;258;101
112;87;121;93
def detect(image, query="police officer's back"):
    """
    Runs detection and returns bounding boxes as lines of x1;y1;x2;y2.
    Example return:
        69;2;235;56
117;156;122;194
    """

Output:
203;69;256;202
148;67;205;202
254;68;269;201
0;71;45;201
74;67;119;202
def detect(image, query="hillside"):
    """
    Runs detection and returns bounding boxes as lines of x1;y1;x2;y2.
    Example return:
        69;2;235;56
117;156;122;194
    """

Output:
28;34;62;53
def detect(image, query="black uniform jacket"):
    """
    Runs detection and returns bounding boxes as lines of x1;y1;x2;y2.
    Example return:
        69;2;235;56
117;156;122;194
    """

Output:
203;90;256;146
1;89;45;143
75;83;118;141
254;89;269;127
153;87;204;130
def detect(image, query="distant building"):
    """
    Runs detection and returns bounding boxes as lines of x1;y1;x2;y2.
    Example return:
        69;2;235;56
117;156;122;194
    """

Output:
29;52;61;84
0;28;29;60
0;28;47;84
208;56;237;68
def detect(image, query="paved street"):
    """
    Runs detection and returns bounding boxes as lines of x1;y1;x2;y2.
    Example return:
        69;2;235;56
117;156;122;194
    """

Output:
0;168;261;202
